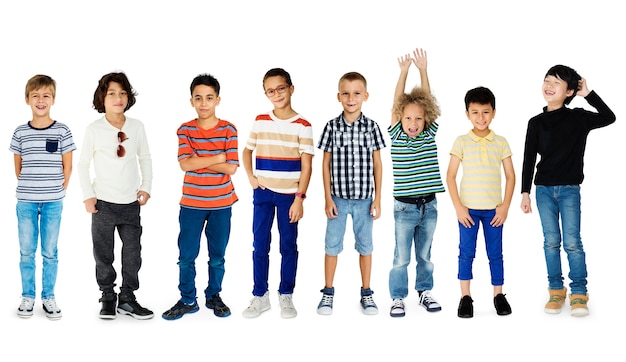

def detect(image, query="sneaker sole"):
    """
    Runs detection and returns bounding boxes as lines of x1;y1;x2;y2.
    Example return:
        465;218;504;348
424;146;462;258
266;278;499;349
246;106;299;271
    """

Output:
422;305;442;312
362;308;379;315
99;313;117;320
242;306;270;319
17;313;33;318
317;307;332;316
117;308;154;320
544;308;562;314
162;306;200;321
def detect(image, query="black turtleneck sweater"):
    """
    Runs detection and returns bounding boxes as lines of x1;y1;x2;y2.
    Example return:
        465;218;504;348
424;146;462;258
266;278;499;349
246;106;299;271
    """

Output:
521;90;616;194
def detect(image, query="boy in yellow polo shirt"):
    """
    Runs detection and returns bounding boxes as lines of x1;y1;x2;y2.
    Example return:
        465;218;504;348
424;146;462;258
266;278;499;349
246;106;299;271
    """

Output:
446;86;515;318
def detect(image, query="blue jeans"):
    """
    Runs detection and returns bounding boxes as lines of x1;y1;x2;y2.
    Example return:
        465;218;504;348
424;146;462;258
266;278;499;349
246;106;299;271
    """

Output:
252;188;298;296
324;196;373;256
177;206;231;304
17;200;63;300
389;198;437;299
457;208;504;286
535;185;587;295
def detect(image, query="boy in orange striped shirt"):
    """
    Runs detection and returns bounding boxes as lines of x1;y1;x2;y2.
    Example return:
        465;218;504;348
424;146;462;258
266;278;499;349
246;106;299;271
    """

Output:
162;73;239;320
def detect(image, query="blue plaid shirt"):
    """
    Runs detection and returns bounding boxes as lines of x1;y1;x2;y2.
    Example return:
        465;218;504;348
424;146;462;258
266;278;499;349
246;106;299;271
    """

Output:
317;113;386;199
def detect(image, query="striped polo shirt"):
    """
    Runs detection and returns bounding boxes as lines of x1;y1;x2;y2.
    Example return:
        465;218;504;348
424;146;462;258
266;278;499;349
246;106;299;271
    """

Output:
245;112;314;194
10;120;76;202
388;121;445;197
177;118;239;210
450;130;512;210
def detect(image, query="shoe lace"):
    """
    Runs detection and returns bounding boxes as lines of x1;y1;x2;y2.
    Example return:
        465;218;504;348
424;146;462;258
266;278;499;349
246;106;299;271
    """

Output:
20;298;33;310
549;295;565;303
43;299;59;312
280;294;294;308
320;294;333;307
392;298;404;309
361;294;376;308
420;291;436;305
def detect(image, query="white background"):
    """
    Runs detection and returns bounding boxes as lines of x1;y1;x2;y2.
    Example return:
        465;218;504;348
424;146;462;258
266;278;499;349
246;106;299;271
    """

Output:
1;0;623;360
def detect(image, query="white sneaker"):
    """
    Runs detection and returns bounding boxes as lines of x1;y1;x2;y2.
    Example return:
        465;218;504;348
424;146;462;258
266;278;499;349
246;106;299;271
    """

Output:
278;292;297;318
42;298;62;320
242;291;270;318
390;298;405;317
419;290;442;312
17;297;35;318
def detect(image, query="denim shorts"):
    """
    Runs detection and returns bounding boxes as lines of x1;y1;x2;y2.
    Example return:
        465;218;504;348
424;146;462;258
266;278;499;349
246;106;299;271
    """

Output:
324;196;373;256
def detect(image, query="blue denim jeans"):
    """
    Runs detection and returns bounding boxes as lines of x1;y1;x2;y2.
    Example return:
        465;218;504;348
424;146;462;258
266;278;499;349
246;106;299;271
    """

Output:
323;196;374;256
252;188;299;296
457;208;504;286
16;200;63;300
389;198;437;299
535;185;587;295
177;206;231;304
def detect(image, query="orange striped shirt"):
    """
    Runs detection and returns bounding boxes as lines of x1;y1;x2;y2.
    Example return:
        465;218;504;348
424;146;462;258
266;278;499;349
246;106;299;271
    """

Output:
177;119;239;209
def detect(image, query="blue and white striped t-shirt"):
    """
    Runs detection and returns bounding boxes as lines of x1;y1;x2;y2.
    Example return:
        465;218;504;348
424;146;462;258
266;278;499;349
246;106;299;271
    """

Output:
9;121;76;202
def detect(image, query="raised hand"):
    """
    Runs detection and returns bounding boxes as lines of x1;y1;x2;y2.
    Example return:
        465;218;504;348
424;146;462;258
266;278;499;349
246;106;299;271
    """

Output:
412;48;427;70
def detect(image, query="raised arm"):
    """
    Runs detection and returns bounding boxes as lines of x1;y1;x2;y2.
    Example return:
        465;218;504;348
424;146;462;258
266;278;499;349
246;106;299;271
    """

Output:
413;48;430;95
391;54;412;127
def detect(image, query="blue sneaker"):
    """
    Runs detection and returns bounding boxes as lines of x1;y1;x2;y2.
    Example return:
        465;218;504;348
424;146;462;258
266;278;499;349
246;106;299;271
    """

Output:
317;287;334;315
162;300;199;320
360;288;378;315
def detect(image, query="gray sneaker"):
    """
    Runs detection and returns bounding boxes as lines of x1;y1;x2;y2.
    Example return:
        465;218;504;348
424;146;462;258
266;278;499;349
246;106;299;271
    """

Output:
42;298;62;320
242;291;271;318
278;292;297;318
419;290;442;312
17;297;35;318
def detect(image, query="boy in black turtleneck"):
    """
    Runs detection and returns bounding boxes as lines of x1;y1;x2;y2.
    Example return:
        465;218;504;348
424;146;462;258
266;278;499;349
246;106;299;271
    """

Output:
520;64;615;317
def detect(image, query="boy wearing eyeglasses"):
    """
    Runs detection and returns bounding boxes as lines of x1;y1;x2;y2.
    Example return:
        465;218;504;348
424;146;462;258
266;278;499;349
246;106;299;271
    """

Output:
241;68;314;319
78;72;154;320
162;73;239;321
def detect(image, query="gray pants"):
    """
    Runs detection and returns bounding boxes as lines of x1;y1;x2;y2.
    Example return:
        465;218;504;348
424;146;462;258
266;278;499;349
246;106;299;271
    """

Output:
92;199;142;299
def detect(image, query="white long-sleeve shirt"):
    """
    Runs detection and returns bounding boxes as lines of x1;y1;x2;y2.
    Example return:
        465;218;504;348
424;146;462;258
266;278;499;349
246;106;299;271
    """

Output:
78;115;152;204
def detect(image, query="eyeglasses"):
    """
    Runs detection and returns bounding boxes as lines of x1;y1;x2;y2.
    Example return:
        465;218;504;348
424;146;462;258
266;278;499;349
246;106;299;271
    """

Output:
264;84;289;97
117;131;128;157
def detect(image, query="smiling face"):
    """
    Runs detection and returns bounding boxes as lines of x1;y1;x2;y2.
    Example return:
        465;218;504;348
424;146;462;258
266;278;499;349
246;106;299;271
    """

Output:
543;74;574;110
263;75;293;110
26;86;55;118
103;81;128;116
190;84;220;122
466;102;495;137
400;103;426;138
337;79;368;120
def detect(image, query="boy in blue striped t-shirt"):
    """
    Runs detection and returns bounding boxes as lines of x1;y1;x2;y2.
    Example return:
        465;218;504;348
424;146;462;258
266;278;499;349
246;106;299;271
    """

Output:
387;49;444;318
10;74;76;320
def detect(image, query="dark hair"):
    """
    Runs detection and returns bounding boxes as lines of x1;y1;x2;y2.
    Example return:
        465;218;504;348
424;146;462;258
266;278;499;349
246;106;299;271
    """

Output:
25;74;56;99
338;71;367;89
545;64;581;105
464;86;496;111
92;72;137;113
190;73;220;96
263;68;292;89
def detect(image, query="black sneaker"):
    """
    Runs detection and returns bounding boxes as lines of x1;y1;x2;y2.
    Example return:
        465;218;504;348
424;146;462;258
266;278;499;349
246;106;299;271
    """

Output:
205;294;231;317
457;295;473;318
99;292;117;320
494;293;512;316
162;300;200;320
117;299;154;320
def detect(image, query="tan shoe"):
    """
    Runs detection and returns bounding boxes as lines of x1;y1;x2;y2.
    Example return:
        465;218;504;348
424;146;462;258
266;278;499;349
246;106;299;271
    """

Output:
544;288;567;314
570;294;589;317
